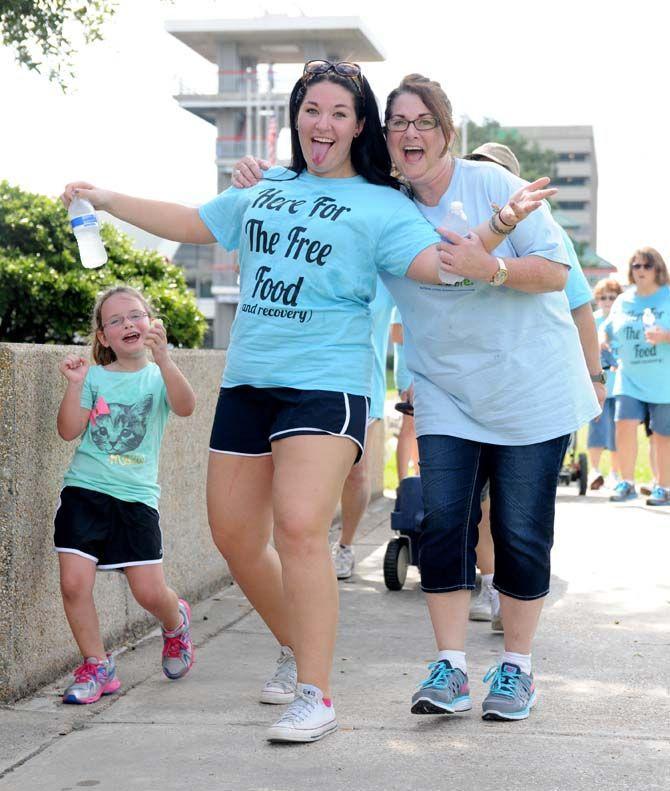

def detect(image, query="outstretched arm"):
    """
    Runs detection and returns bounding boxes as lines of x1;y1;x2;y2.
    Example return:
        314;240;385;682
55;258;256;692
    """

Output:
61;182;215;245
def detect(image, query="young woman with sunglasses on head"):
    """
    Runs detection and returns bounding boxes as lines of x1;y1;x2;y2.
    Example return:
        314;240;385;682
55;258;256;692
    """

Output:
236;70;599;725
62;60;552;744
602;248;670;505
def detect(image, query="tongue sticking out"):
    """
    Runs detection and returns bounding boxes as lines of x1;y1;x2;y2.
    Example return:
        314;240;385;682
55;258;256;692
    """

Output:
312;140;332;165
405;149;424;163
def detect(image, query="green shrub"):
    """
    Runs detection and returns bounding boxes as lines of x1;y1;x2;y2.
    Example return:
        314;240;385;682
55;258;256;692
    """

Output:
0;181;206;347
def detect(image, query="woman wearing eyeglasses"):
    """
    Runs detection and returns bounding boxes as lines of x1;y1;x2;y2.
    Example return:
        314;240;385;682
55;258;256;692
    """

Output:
587;277;624;489
62;60;553;744
602;249;670;505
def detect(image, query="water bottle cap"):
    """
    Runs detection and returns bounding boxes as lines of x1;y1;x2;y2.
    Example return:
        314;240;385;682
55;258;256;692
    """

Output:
450;201;464;212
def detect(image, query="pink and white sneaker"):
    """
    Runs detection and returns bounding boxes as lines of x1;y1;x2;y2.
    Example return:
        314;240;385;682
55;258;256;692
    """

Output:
162;599;194;680
62;654;121;704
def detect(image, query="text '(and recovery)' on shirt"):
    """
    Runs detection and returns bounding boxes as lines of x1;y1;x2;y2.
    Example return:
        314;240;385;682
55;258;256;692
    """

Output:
199;168;439;398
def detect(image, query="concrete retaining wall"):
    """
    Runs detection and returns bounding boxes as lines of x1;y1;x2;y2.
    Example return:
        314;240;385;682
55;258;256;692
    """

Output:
0;343;383;702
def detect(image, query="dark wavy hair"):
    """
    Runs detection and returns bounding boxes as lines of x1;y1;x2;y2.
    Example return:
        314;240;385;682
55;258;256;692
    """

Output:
283;71;399;190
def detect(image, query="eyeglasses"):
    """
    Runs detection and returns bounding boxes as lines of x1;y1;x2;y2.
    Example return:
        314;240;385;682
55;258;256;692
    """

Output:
102;310;149;329
597;295;618;301
632;262;654;271
386;115;439;133
302;60;363;94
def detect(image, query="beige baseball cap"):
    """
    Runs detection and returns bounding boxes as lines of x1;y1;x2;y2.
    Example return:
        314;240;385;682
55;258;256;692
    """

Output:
465;142;521;178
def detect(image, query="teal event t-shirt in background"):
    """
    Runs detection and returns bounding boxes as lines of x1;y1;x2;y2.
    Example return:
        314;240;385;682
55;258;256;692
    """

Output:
381;158;600;446
602;285;670;403
391;306;413;394
562;228;593;310
63;364;170;509
594;309;616;399
199;167;439;398
369;280;395;419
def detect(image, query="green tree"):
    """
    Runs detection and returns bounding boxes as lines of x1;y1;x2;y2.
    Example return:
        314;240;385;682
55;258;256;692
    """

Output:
463;118;557;183
0;1;118;91
0;181;206;347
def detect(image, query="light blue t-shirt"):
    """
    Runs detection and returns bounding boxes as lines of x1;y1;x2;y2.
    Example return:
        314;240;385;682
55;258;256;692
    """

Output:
594;309;616;399
602;285;670;403
369;280;395;419
562;228;593;310
199;167;439;397
63;364;170;509
381;158;600;445
391;306;413;393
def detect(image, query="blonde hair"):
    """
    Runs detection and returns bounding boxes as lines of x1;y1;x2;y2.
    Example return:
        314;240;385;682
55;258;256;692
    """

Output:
593;277;623;299
628;247;669;286
385;74;455;158
91;286;154;366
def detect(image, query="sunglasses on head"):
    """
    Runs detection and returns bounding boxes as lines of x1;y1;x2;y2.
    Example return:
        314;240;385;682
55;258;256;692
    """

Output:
302;60;364;95
632;262;654;270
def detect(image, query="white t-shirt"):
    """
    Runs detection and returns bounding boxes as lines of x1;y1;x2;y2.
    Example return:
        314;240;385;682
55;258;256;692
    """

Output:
381;158;600;445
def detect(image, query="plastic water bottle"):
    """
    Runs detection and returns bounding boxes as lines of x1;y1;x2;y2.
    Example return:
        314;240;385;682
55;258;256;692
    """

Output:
68;197;108;269
642;308;655;328
439;201;469;285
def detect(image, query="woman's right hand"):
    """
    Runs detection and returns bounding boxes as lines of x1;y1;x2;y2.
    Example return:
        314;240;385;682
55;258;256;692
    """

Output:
231;156;270;189
61;182;113;210
59;354;89;385
499;177;558;226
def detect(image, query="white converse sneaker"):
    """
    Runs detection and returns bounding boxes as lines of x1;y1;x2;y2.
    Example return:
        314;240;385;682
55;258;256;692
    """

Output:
332;544;355;579
267;683;338;743
260;645;297;704
490;588;503;633
469;582;495;621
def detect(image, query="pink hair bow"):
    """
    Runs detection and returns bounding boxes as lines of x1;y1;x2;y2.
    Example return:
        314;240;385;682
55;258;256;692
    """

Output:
90;396;111;426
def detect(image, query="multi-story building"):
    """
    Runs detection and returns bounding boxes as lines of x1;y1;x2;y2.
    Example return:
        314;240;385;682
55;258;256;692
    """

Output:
506;125;615;285
507;125;597;248
166;15;383;347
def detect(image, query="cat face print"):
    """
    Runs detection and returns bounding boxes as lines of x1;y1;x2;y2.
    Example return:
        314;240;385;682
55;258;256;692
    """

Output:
89;394;153;454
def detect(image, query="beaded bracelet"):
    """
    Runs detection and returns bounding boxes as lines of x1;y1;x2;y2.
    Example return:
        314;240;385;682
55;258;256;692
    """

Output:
489;210;516;236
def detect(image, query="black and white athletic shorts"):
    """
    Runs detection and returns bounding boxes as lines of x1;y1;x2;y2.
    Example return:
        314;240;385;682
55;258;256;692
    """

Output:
54;486;163;571
209;385;369;463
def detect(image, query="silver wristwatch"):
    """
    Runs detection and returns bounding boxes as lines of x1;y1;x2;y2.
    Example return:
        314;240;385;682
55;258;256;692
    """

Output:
490;257;508;287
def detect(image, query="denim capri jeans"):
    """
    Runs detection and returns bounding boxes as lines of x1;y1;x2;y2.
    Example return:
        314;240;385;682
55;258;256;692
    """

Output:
614;395;670;437
417;433;570;601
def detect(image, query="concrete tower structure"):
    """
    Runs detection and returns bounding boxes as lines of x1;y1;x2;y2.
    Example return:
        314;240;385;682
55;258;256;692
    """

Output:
166;16;384;347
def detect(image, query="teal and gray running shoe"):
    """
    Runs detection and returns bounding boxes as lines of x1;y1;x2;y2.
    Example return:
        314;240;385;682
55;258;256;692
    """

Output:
411;659;471;715
609;480;638;502
646;485;670;506
482;662;536;721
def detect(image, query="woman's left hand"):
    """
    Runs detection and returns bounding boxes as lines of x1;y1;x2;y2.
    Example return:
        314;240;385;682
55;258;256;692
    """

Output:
645;326;670;345
437;231;497;282
144;319;170;365
499;177;558;226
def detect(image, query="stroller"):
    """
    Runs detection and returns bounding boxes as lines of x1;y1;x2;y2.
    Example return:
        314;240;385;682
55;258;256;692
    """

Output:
557;431;588;495
383;476;423;591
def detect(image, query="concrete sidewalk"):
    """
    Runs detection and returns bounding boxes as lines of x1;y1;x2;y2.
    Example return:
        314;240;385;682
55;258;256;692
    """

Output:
1;490;669;790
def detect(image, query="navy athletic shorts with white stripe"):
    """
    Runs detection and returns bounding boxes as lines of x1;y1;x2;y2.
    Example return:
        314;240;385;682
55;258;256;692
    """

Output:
54;486;163;571
209;385;369;463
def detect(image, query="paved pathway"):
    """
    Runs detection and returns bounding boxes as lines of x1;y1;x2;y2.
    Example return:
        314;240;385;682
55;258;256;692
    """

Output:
1;490;668;790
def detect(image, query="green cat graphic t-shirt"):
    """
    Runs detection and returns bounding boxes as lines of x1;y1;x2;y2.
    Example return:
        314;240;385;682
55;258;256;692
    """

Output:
63;364;170;509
